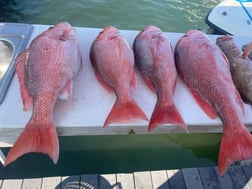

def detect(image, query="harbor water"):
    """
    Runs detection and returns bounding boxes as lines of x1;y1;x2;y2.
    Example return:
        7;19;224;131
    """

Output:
0;0;221;32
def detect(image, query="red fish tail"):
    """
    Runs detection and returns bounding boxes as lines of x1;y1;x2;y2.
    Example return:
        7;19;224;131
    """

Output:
148;102;187;132
4;118;59;166
218;122;252;176
104;99;148;127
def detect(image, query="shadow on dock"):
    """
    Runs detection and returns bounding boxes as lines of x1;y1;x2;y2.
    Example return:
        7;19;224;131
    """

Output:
55;165;252;189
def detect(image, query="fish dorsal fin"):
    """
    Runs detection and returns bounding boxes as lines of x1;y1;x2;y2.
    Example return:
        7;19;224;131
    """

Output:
15;49;33;111
138;69;156;93
131;69;137;90
89;44;114;93
235;88;245;116
242;42;252;59
189;87;218;119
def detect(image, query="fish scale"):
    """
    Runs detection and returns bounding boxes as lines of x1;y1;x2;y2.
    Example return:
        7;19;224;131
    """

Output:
4;22;82;166
175;29;252;176
133;25;186;131
90;26;148;127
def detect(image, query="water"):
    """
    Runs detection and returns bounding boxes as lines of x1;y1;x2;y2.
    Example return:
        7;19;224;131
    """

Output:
0;134;220;178
0;0;221;32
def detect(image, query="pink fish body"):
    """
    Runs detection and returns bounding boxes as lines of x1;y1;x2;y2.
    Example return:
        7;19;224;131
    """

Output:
175;30;252;176
133;25;186;131
90;26;148;127
4;22;82;166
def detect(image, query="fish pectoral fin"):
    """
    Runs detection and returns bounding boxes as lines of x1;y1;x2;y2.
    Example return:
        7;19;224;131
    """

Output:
131;71;137;90
242;42;252;59
89;47;114;93
190;88;218;119
235;89;245;116
58;79;73;100
94;69;114;92
139;69;156;93
15;50;33;111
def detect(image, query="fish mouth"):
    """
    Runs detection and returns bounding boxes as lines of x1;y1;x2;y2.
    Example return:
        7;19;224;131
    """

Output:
216;35;233;44
144;25;161;32
216;35;241;58
184;30;207;38
184;29;198;36
98;26;120;40
48;22;72;30
140;25;163;39
46;22;77;41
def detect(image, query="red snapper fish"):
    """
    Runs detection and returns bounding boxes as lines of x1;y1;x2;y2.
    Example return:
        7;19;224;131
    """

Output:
90;26;148;127
4;22;82;166
174;30;252;176
133;25;186;131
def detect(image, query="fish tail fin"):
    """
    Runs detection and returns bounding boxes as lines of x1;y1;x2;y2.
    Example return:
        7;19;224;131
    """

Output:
104;99;148;127
4;118;59;166
218;122;252;176
148;102;187;132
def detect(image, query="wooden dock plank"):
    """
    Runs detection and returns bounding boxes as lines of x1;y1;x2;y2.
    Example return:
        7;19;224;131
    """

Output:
41;176;61;189
182;168;204;189
229;166;249;189
151;170;169;189
198;167;220;189
22;178;42;189
214;167;235;189
134;171;153;189
242;165;252;189
60;175;80;189
1;179;23;189
116;173;134;189
99;174;117;189
80;174;99;189
3;166;252;189
167;169;186;189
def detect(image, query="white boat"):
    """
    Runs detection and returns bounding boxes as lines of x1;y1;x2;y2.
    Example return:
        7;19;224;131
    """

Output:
206;0;252;36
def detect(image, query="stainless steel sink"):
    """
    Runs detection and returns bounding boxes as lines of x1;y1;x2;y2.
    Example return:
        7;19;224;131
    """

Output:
0;40;13;80
0;23;33;104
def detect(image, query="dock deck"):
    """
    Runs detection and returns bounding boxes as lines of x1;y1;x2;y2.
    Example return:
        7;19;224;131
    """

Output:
1;165;252;189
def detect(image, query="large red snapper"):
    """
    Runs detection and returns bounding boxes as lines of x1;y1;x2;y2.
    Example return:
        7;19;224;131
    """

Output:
133;25;186;131
4;22;82;166
90;26;148;127
175;30;252;176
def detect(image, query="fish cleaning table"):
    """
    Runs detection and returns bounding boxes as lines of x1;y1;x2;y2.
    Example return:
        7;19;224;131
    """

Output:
0;23;252;179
